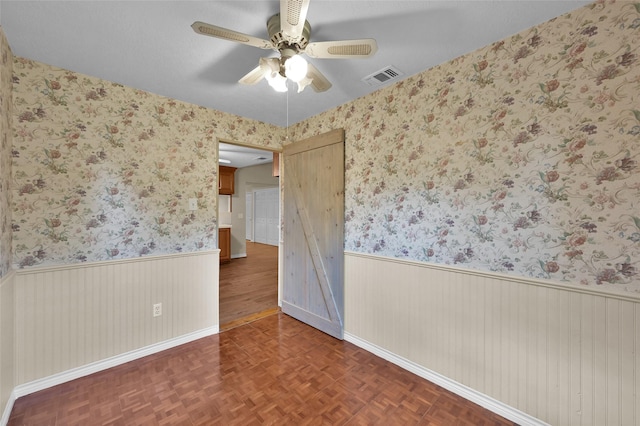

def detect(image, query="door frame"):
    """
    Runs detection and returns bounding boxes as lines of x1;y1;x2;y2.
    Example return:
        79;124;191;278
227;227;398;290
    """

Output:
216;138;284;311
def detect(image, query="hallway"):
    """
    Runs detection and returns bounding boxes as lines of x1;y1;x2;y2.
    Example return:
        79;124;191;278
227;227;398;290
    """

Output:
219;241;278;328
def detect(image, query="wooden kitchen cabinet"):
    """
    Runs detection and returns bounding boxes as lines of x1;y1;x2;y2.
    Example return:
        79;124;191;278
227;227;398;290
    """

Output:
272;152;280;177
219;227;231;263
218;166;236;195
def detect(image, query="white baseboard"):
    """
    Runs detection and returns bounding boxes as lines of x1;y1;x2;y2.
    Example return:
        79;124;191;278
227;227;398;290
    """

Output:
1;393;15;426
231;253;247;259
11;326;218;400
344;332;549;426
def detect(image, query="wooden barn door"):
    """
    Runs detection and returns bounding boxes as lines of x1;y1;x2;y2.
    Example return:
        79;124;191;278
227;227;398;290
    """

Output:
282;129;345;339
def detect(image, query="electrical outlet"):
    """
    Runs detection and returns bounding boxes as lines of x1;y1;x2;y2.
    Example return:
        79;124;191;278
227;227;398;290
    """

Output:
153;303;162;317
188;198;198;211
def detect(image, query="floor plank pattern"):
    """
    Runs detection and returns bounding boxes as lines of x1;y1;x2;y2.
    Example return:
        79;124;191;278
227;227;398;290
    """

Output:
219;242;278;327
9;312;516;425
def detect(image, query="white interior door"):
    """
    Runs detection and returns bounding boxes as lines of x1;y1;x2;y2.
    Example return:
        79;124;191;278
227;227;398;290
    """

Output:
245;192;253;241
254;190;267;244
253;187;279;246
266;188;279;246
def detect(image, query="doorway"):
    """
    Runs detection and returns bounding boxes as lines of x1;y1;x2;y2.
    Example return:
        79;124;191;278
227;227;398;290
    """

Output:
217;140;281;329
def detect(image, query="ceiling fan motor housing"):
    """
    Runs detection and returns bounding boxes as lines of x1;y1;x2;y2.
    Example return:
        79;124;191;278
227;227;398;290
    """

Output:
267;13;311;52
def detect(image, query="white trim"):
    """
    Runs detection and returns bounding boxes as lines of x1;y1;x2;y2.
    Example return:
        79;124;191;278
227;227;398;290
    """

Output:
1;393;15;426
344;332;549;426
231;252;247;259
11;326;218;400
15;249;219;275
345;251;640;303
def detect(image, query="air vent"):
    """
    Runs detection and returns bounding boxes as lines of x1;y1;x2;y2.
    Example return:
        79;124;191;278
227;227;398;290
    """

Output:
362;65;404;86
255;156;269;161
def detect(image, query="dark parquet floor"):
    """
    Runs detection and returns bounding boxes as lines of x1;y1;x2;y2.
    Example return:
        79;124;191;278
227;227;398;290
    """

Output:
8;313;516;426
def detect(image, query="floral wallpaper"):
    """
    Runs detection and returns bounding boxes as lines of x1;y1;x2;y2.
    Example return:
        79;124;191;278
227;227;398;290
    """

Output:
7;1;640;296
291;1;640;295
0;28;12;279
12;59;283;269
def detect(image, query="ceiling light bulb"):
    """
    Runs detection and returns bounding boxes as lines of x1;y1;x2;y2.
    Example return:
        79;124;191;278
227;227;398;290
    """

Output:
284;55;308;83
296;76;313;93
266;72;288;92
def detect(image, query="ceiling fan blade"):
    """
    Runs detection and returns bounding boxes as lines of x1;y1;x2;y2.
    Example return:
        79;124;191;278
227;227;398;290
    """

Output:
239;66;266;86
306;62;332;92
280;0;311;42
305;39;378;59
191;21;273;50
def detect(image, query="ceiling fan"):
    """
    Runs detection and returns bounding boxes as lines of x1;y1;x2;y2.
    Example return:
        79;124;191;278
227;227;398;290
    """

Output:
191;0;378;93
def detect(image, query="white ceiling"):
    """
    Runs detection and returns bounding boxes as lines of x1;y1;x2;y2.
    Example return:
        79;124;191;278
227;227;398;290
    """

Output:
219;142;275;169
1;1;590;128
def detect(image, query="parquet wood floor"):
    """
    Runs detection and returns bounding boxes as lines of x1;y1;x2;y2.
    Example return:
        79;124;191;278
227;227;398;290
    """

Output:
8;312;516;425
219;242;278;328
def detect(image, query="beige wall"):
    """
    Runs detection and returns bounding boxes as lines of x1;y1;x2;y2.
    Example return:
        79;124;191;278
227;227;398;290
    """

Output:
345;253;640;425
14;251;217;386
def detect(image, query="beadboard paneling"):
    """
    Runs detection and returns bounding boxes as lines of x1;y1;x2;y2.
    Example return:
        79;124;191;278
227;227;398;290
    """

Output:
0;271;15;424
344;252;639;426
14;251;218;386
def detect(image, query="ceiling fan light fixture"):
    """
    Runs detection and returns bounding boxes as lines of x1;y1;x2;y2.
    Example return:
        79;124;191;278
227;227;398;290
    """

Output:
266;71;288;92
194;1;377;95
296;76;313;93
284;55;308;82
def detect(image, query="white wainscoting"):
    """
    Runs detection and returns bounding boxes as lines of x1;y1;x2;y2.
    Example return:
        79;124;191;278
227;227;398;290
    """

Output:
0;271;15;426
344;252;639;426
13;250;219;388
